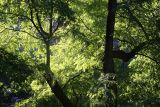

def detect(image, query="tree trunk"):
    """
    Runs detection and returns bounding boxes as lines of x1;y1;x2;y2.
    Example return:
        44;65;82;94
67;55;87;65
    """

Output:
45;43;75;107
103;0;117;107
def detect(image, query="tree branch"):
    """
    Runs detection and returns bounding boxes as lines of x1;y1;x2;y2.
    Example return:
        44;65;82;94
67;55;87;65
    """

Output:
113;50;135;62
124;2;149;40
2;27;40;40
137;53;160;64
113;37;160;62
35;11;49;37
62;71;83;89
78;15;96;34
49;1;53;38
113;37;134;46
52;16;63;34
29;0;46;35
28;5;47;43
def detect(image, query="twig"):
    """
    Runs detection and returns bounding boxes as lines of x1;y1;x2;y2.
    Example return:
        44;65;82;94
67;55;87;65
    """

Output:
137;53;160;65
3;27;40;40
62;71;83;89
77;14;96;34
124;2;149;40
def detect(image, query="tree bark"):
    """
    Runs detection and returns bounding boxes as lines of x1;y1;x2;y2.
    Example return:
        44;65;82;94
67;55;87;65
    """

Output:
113;36;160;62
103;0;117;107
45;43;75;107
28;1;75;106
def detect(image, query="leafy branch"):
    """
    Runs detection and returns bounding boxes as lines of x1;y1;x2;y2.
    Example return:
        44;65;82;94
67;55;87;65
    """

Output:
62;71;83;89
113;37;160;62
124;1;149;40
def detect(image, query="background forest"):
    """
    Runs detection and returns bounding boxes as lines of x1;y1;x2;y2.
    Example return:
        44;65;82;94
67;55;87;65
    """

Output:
0;0;160;107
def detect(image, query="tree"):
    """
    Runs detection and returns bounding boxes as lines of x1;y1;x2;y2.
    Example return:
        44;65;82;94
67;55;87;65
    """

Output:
103;0;117;106
103;0;160;106
0;0;75;106
0;48;33;106
0;0;159;106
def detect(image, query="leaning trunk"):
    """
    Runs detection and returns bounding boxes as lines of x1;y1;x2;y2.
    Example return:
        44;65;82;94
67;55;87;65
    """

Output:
103;0;117;107
45;43;75;107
